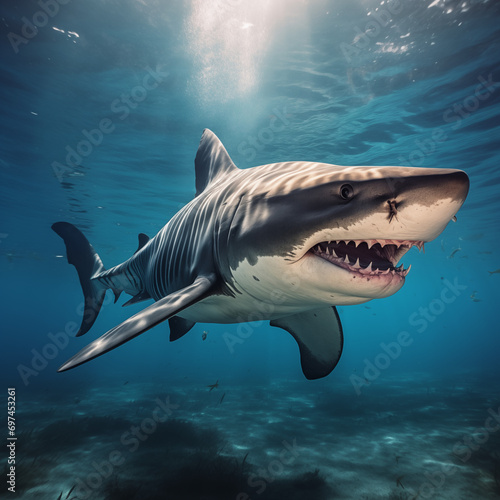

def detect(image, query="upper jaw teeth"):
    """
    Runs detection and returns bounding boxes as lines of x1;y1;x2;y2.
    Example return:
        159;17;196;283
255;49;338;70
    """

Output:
311;239;422;277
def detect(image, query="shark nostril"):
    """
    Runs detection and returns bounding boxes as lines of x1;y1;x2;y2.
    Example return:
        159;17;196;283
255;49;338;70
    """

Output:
387;200;398;223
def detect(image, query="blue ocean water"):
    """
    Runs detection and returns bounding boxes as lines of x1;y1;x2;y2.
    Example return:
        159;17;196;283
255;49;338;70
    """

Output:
1;0;500;498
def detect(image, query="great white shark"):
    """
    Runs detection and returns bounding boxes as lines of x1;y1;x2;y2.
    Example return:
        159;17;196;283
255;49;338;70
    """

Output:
52;129;469;379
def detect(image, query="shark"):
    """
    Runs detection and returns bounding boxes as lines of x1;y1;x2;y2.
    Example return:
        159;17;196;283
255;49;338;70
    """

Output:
52;129;469;379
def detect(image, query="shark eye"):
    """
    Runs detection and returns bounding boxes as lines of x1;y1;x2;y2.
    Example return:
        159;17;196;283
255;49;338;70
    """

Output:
340;184;354;200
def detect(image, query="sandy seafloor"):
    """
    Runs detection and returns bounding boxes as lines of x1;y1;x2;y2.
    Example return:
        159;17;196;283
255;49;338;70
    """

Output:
8;373;500;500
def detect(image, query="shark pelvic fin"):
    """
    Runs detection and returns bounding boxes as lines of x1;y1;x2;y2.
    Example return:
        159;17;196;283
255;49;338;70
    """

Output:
122;290;152;307
168;316;196;341
52;222;109;337
58;274;217;372
195;129;238;196
270;307;344;380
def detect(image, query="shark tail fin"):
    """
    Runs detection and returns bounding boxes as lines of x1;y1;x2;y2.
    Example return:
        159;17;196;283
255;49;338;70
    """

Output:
52;222;112;337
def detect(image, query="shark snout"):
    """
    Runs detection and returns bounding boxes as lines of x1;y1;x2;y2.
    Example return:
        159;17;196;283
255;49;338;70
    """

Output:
439;169;469;204
390;168;469;242
455;170;469;202
385;168;468;210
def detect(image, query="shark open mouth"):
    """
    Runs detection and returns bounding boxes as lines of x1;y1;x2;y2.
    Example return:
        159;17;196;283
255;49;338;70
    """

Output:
310;240;424;277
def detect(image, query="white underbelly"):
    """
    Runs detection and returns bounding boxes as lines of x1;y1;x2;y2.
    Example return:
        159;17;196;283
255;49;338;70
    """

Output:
177;290;314;324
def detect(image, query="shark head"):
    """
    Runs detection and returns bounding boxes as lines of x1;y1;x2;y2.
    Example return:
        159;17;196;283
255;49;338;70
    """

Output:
223;161;469;308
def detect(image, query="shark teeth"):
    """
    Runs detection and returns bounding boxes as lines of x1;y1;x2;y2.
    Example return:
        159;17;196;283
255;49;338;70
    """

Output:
358;262;373;275
401;264;411;277
310;239;422;279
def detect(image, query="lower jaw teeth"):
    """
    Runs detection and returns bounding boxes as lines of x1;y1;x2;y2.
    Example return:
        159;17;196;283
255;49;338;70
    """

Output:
313;249;410;277
357;263;409;277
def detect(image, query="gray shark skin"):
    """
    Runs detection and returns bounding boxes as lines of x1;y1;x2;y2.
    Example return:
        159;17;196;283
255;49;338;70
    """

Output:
52;129;469;379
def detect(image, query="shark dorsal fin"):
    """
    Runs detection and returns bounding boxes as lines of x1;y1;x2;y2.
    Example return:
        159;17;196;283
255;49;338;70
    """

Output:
195;129;237;196
134;233;150;254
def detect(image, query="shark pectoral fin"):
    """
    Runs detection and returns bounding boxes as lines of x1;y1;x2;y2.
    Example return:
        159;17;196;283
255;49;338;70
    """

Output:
270;307;344;380
58;274;216;372
168;316;196;341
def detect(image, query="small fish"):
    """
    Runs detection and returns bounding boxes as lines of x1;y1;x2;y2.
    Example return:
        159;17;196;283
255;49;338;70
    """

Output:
219;392;226;404
241;452;249;471
202;331;208;341
207;380;219;391
488;269;500;275
123;381;129;385
65;485;76;499
459;232;483;241
395;455;402;465
448;247;461;258
470;291;481;302
396;475;405;489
